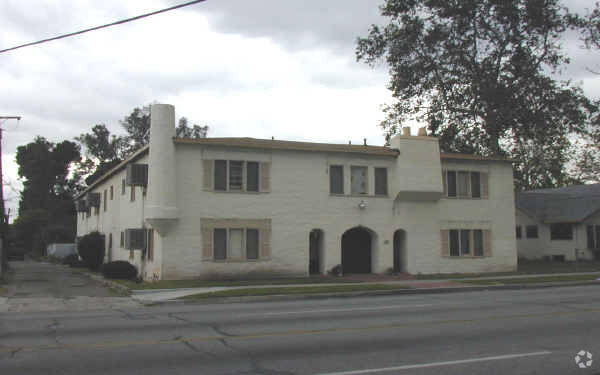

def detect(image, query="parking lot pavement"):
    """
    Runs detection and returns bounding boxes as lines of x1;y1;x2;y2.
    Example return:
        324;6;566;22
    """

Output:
1;260;140;312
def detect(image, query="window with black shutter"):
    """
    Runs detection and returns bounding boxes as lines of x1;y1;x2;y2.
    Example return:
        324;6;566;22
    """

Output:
449;230;460;256
246;162;259;192
214;228;227;260
587;225;595;249
246;229;259;259
375;168;388;196
447;171;457;197
330;165;343;194
516;226;522;239
471;172;481;198
214;160;227;191
526;225;538;238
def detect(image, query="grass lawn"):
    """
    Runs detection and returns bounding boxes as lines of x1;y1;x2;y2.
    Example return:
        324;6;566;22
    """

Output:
116;276;361;290
415;261;600;280
179;284;411;300
461;274;600;285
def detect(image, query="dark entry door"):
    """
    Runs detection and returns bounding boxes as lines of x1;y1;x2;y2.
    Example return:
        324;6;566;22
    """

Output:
309;230;320;274
341;227;371;273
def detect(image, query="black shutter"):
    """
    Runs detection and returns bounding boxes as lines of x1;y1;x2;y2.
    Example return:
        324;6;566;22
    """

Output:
375;168;388;195
447;171;457;197
247;162;259;192
330;166;343;194
471;172;481;198
214;229;227;260
246;229;259;259
214;160;227;191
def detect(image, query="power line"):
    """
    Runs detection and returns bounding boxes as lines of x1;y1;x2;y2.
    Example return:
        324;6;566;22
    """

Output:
0;0;207;54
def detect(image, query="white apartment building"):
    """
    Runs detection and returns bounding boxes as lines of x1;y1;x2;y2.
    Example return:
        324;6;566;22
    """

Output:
75;104;517;280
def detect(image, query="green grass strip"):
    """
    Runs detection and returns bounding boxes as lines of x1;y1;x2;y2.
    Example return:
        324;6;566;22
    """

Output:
179;284;410;300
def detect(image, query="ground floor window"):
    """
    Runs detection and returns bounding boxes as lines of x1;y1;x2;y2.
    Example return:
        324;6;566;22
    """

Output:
587;225;600;249
444;229;489;257
550;223;573;240
213;227;261;261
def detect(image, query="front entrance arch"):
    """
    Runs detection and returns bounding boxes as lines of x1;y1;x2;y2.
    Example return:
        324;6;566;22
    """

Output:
341;227;372;274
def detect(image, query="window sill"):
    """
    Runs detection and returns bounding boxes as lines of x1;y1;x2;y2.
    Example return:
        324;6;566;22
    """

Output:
443;196;485;200
329;194;390;198
444;255;488;259
209;190;268;194
210;258;270;263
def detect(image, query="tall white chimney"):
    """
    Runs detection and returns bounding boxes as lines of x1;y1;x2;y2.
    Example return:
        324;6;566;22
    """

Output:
145;104;178;233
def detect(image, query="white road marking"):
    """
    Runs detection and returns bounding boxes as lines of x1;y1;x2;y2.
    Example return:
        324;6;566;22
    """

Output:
315;351;552;375
258;304;435;316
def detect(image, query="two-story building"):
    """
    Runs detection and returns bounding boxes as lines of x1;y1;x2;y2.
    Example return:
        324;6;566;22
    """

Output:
75;104;517;280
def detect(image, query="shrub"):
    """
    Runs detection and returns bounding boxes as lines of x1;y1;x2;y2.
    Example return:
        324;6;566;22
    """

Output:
77;231;105;271
101;261;138;280
62;254;83;267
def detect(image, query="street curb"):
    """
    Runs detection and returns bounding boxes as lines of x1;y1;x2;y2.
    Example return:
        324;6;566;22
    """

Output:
146;280;600;306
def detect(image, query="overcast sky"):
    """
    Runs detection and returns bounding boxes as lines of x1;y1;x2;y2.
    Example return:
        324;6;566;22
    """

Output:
1;0;599;219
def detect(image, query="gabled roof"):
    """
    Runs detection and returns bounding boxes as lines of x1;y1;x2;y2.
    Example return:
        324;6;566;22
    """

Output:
515;183;600;223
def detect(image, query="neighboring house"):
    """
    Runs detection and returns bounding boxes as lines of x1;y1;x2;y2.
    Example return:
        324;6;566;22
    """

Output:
515;184;600;261
75;104;517;281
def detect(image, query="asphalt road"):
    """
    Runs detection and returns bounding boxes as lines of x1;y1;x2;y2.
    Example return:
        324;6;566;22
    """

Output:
1;285;599;375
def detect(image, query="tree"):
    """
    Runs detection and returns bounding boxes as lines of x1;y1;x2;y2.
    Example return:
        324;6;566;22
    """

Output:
176;117;209;139
75;124;126;186
356;0;600;190
15;137;81;254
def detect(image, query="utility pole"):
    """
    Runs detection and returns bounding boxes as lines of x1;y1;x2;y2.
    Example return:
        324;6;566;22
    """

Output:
0;116;21;273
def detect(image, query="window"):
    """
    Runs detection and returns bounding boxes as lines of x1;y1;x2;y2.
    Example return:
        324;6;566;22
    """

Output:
214;160;227;191
516;226;522;239
447;171;457;197
587;225;600;249
375;168;388;196
130;185;135;202
110;186;114;200
246;229;259;259
473;230;484;256
351;166;368;195
444;170;486;199
330;166;344;194
246;162;259;192
448;229;487;257
449;230;460;256
457;171;470;197
471;172;481;198
229;161;243;190
526;225;538;238
103;190;107;211
214;228;227;260
228;228;244;258
550;223;573;240
214;160;260;192
121;179;126;195
120;231;124;247
108;233;112;250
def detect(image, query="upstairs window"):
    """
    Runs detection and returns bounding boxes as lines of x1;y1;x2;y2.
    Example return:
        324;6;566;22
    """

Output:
444;170;488;199
516;226;522;239
213;228;227;260
550;223;573;240
526;225;538;239
213;160;260;192
229;161;243;191
103;190;107;211
330;165;344;194
351;166;368;195
121;179;126;195
110;186;114;200
587;225;600;249
375;168;388;196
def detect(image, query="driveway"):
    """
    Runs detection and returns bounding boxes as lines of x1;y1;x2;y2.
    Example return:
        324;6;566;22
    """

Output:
0;260;140;313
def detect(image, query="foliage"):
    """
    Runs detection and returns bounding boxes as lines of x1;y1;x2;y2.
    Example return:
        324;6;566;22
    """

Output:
101;261;138;280
356;0;600;190
62;254;83;267
77;231;105;271
176;117;209;139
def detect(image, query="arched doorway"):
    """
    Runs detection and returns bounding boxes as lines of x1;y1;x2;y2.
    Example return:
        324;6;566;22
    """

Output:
309;229;324;275
342;227;372;274
393;230;406;273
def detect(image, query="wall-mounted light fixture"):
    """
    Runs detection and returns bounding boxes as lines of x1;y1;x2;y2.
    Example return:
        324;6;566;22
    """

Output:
358;200;367;210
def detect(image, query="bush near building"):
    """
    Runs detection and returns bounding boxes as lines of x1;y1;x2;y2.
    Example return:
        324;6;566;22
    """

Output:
77;231;105;271
101;261;138;280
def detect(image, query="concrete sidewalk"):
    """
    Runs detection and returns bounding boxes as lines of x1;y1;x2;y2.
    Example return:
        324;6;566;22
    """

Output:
130;271;600;303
